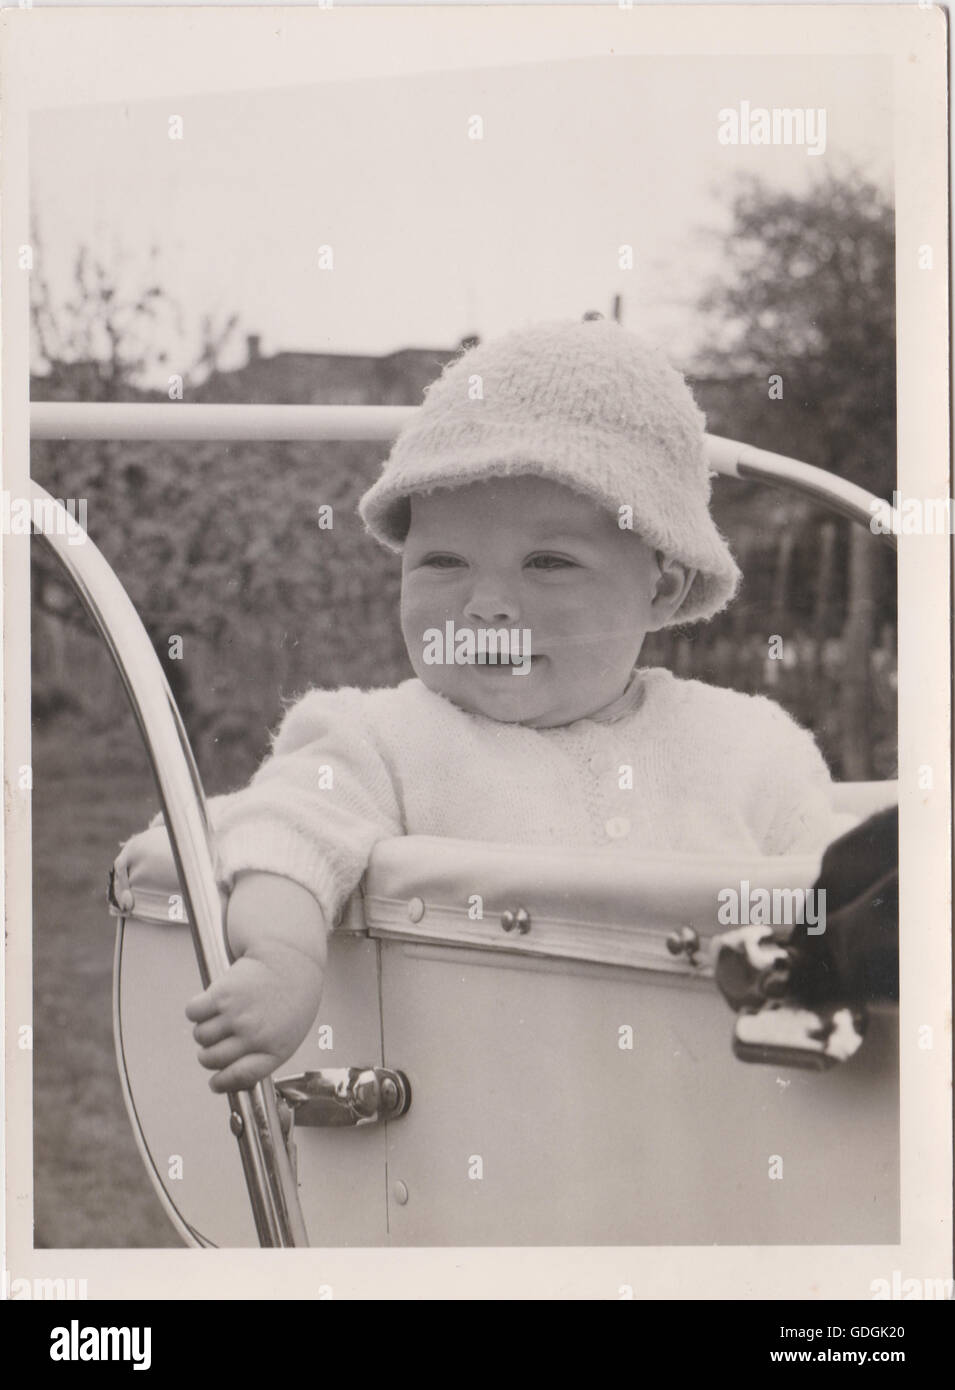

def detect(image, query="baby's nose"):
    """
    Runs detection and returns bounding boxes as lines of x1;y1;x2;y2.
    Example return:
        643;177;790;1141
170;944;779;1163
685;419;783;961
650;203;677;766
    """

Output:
463;583;520;625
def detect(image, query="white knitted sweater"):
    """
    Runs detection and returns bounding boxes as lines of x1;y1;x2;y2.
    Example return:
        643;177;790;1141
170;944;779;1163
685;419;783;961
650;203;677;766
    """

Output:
199;669;851;928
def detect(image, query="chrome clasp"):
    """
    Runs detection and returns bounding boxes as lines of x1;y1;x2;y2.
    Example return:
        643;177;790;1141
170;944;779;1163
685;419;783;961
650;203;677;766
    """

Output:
274;1067;411;1128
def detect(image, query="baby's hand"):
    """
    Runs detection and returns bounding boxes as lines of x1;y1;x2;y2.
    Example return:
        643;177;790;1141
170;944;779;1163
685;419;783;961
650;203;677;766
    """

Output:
185;872;327;1093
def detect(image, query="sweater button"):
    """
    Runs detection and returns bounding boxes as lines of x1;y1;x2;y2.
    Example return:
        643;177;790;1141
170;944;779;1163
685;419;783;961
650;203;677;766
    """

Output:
605;816;631;840
407;896;425;923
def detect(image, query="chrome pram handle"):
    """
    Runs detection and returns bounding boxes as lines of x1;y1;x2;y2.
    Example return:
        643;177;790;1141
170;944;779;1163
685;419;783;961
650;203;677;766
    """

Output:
30;481;308;1248
31;403;900;548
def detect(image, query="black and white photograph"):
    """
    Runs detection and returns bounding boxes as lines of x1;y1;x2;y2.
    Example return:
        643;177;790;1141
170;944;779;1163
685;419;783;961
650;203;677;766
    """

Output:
2;3;951;1305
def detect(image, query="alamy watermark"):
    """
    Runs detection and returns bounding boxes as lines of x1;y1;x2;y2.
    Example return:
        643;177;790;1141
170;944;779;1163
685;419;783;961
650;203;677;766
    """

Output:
2;491;88;546
50;1320;151;1370
3;1268;88;1299
421;622;532;675
870;1270;954;1301
717;101;827;156
717;880;826;934
870;493;955;536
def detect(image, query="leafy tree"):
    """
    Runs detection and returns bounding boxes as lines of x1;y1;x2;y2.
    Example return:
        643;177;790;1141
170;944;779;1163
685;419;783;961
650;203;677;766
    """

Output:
693;167;896;777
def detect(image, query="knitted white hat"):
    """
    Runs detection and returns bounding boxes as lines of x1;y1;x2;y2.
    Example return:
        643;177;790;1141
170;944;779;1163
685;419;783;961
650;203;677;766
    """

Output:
358;317;741;624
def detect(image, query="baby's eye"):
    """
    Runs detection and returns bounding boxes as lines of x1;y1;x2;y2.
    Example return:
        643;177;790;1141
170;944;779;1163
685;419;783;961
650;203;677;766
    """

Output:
421;554;465;569
525;553;577;571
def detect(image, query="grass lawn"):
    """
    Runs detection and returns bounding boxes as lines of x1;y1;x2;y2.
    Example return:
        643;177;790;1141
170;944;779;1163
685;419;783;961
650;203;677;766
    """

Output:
32;719;184;1247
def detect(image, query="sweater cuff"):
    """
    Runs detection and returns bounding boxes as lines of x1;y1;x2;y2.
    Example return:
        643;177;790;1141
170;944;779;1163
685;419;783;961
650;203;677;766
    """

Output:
144;799;359;927
212;821;349;928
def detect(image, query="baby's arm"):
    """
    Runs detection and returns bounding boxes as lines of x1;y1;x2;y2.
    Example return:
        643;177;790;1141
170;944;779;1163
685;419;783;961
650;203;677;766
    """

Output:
185;871;327;1093
179;687;403;1091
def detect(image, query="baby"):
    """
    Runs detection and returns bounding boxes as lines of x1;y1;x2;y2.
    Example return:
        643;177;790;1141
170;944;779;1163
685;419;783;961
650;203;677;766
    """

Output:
182;318;850;1093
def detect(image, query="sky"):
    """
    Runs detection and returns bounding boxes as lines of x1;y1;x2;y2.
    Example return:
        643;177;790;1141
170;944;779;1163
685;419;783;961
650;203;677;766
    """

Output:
28;46;893;385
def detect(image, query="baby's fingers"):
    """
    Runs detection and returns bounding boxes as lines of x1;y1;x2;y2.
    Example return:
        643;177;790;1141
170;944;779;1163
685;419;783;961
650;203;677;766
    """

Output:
196;1036;247;1072
192;1015;233;1047
209;1053;278;1095
185;987;219;1024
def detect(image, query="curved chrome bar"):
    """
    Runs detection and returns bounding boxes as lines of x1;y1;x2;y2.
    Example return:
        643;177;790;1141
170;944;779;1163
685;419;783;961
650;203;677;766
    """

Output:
30;480;309;1248
31;403;898;546
705;435;899;547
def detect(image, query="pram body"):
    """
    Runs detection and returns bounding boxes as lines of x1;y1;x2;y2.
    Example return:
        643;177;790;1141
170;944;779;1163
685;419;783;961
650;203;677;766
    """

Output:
110;790;898;1248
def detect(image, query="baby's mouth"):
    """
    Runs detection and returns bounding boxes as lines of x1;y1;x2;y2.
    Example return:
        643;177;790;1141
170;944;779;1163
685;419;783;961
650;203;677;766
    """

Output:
470;654;542;675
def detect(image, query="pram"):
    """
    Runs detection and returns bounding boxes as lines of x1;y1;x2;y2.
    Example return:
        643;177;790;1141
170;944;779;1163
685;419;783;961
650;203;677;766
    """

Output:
31;404;899;1247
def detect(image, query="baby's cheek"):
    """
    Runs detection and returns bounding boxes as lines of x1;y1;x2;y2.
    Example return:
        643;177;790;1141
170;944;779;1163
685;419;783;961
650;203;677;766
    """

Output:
401;580;453;629
400;593;431;655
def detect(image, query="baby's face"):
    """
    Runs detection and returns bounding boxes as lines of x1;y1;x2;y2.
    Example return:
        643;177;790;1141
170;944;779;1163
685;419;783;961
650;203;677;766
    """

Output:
400;476;685;727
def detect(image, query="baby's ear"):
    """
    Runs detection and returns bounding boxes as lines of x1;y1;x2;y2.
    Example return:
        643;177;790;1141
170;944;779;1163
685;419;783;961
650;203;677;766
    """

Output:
649;553;697;628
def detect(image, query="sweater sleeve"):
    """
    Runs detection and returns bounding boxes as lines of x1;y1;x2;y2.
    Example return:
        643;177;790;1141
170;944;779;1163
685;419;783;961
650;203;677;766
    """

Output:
754;699;859;858
154;688;404;926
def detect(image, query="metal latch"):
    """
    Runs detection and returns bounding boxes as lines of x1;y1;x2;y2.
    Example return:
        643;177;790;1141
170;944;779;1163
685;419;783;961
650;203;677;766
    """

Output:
274;1067;411;1128
713;925;867;1070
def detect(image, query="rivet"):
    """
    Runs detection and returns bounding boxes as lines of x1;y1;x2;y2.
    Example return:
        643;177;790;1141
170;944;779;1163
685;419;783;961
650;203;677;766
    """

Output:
393;1180;409;1206
407;896;425;923
229;1111;244;1138
502;907;531;934
666;927;700;959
